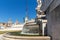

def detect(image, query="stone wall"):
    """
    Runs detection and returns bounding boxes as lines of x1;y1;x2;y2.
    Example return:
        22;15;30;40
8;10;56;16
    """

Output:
3;34;50;40
47;5;60;40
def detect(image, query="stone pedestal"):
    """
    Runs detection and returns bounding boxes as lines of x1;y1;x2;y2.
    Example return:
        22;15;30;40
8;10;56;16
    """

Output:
3;34;50;40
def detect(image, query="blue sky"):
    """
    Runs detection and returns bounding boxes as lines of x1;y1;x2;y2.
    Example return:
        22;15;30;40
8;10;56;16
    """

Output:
0;0;37;23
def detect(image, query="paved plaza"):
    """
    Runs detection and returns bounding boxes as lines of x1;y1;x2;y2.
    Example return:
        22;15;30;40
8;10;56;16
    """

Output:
0;34;4;40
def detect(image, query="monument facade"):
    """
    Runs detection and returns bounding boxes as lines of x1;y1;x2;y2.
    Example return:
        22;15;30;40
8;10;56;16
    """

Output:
39;0;60;40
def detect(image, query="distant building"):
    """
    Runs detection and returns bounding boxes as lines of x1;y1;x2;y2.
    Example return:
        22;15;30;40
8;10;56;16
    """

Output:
7;18;13;27
0;18;23;29
14;19;19;25
0;22;7;29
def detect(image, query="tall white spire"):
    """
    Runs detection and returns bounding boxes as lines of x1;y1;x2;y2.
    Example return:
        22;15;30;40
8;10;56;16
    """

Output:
8;18;12;27
8;18;12;24
15;19;19;25
25;0;28;23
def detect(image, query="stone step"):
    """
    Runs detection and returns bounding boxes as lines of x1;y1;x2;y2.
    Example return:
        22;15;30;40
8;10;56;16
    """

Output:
3;34;50;40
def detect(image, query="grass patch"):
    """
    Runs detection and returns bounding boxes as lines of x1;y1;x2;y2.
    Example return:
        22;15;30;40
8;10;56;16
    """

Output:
0;31;22;34
0;31;42;36
0;31;6;34
9;31;42;36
